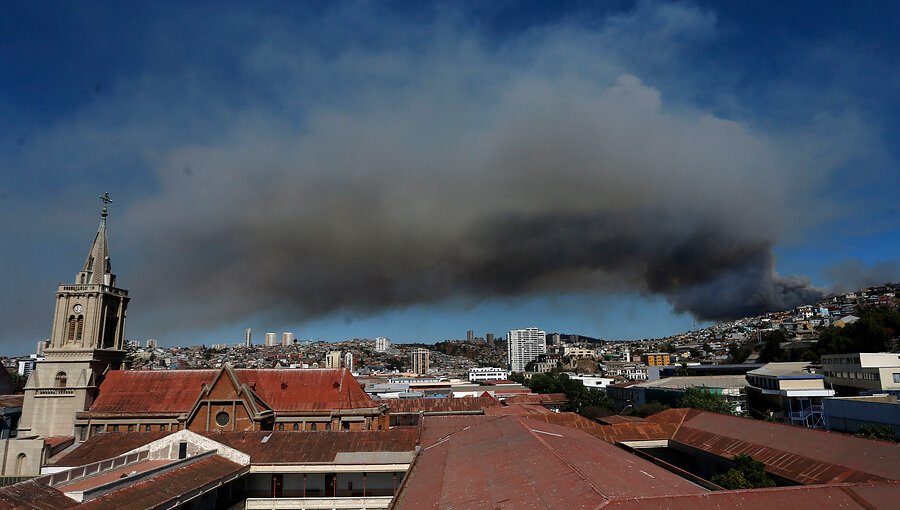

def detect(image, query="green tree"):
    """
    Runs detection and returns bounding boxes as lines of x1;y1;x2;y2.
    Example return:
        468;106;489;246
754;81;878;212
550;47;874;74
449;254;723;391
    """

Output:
855;424;896;442
630;401;669;417
674;363;691;376
757;330;787;363
680;387;733;414
712;454;775;489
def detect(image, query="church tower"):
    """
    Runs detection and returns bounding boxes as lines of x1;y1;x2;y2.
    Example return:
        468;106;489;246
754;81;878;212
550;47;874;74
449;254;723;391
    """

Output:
18;195;130;438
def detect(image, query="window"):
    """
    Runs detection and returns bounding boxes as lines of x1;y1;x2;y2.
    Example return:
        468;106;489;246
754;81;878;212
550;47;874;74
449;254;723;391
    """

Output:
277;423;285;431
79;427;87;441
112;425;119;432
15;454;26;476
127;425;134;432
293;423;299;431
893;373;900;384
55;372;67;388
310;423;317;431
215;411;230;426
160;424;166;431
93;425;103;435
144;424;151;432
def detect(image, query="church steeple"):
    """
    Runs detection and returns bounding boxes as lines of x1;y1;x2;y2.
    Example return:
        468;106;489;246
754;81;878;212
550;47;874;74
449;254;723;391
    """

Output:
78;193;115;286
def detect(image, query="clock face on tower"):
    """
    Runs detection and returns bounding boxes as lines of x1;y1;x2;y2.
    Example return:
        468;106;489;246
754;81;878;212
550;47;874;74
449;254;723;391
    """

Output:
73;304;83;314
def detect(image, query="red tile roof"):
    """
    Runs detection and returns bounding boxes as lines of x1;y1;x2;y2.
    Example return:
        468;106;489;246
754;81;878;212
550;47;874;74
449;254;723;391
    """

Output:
388;394;500;414
76;455;246;510
393;415;707;510
89;370;217;415
201;429;420;464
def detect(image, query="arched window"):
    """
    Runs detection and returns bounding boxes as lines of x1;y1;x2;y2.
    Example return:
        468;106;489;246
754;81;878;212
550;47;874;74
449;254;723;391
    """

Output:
55;372;67;388
15;453;26;475
66;316;77;343
75;316;84;343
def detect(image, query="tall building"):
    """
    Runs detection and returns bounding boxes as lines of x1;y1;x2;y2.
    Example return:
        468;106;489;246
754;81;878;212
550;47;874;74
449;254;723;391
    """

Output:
282;332;295;346
10;200;130;474
410;348;430;375
245;328;252;346
326;351;342;369
146;338;158;350
344;352;354;373
485;333;494;345
466;330;474;342
375;336;390;352
265;332;277;347
507;327;546;372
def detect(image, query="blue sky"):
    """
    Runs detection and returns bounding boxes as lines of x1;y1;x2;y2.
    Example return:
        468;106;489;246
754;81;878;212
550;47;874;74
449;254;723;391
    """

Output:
1;1;897;354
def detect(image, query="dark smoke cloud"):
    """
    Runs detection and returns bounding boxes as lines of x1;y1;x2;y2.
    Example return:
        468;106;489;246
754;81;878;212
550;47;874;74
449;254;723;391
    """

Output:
823;259;900;293
10;2;878;345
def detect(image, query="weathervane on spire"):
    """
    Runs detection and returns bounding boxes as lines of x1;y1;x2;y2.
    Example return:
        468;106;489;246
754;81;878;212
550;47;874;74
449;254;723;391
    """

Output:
99;192;113;218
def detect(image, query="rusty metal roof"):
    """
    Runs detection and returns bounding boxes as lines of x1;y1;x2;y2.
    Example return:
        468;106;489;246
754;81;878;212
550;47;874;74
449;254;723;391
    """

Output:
87;368;378;417
393;415;707;510
674;410;900;484
388;394;500;414
502;393;567;405
52;432;175;467
76;455;246;510
603;482;900;509
0;481;77;510
202;429;420;464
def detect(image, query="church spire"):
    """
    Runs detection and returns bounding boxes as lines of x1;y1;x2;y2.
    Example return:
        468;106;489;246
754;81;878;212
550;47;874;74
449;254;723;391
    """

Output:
78;193;115;286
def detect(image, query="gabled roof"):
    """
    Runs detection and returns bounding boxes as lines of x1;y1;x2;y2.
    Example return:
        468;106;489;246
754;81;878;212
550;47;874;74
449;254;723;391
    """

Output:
502;392;567;405
392;415;706;510
88;370;217;415
86;367;379;416
234;368;377;411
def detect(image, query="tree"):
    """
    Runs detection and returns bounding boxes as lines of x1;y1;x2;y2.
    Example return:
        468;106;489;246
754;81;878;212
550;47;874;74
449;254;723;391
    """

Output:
681;387;733;414
712;454;775;489
674;363;691;376
757;330;787;363
855;424;896;442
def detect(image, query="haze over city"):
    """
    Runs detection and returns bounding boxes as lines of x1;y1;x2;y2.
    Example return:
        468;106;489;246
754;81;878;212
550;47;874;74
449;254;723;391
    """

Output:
2;1;898;354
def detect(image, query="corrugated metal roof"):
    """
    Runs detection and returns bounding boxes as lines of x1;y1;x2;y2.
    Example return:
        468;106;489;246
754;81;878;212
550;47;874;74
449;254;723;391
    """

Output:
52;432;175;467
674;411;900;484
0;481;77;510
202;429;420;464
393;415;707;510
87;368;378;416
89;370;217;415
76;455;246;510
503;393;567;405
388;394;500;414
603;482;900;509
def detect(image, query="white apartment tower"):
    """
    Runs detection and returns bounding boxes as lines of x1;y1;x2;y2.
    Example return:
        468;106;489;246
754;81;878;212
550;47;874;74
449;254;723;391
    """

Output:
410;348;430;375
344;352;354;373
265;332;276;347
326;351;342;369
375;337;390;352
282;332;295;346
507;327;547;372
244;328;252;346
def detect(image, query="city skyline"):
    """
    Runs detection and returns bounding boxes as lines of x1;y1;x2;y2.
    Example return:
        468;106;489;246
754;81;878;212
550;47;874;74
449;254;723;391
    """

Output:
2;1;898;354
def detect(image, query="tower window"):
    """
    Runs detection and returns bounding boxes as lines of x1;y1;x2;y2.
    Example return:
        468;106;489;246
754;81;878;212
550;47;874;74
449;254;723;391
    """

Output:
75;316;84;343
215;411;230;426
55;372;67;388
66;316;77;343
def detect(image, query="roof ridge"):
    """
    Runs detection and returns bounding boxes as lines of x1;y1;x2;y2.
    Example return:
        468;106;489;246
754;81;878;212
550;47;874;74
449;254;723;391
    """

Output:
516;416;613;501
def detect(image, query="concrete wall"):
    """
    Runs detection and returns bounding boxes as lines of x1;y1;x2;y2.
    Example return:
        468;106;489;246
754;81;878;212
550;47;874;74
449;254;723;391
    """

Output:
824;398;900;439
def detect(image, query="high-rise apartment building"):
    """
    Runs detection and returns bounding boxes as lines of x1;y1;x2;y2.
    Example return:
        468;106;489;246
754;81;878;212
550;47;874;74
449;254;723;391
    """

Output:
282;332;295;346
507;327;547;372
245;328;252;346
265;332;276;347
485;333;494;345
326;351;342;369
345;352;354;373
146;338;158;350
467;330;475;342
410;348;430;375
375;337;390;352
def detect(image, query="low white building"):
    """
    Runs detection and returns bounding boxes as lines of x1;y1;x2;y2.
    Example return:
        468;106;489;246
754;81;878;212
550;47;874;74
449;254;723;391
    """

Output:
569;374;616;390
468;367;509;382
